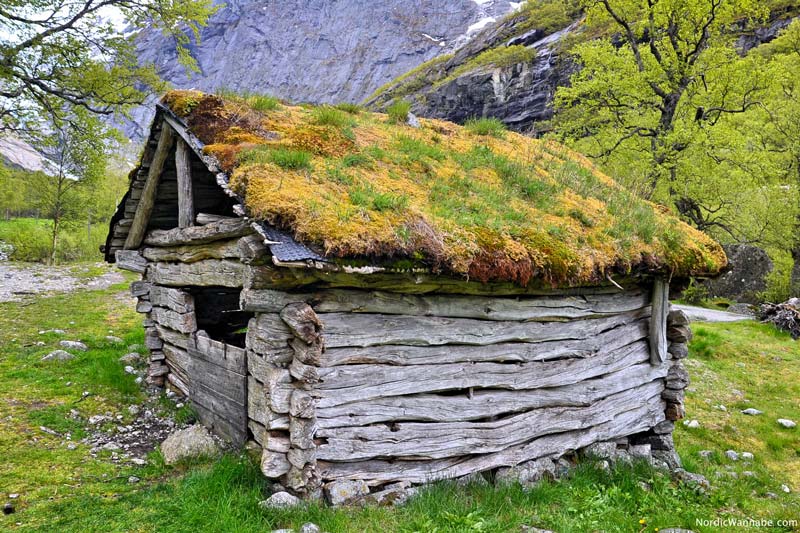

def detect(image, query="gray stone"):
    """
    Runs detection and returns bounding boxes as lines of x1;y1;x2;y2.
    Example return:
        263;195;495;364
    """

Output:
741;452;754;461
41;350;74;362
124;365;137;375
105;335;124;344
325;480;370;506
742;471;756;477
496;457;557;486
583;441;617;459
258;491;301;509
119;353;141;364
683;419;700;429
766;492;777;499
698;450;713;459
703;244;773;304
726;303;755;317
406;112;420;128
725;450;739;461
59;340;87;351
128;476;140;483
673;469;710;491
781;484;791;493
741;408;763;416
777;418;796;428
131;458;147;465
363;482;416;506
160;425;219;465
668;342;689;359
299;523;321;533
652;449;682;470
521;527;557;533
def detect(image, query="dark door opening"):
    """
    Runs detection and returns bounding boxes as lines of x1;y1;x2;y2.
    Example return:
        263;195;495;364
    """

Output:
189;287;253;348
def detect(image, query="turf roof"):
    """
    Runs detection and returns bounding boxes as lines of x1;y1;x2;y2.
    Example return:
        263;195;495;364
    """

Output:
160;90;726;287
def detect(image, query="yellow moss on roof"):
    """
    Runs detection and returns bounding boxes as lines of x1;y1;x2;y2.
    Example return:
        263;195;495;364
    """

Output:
161;90;726;286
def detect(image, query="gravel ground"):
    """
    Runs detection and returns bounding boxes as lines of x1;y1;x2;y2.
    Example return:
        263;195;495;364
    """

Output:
0;262;125;303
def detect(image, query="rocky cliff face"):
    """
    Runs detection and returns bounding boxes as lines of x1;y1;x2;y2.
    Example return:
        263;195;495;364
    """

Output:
125;0;515;139
367;7;799;134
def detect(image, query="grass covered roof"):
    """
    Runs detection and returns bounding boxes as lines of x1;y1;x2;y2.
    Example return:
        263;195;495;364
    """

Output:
161;90;726;286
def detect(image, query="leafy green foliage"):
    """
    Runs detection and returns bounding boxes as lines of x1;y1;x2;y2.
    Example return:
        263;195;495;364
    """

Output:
387;100;412;123
464;117;507;137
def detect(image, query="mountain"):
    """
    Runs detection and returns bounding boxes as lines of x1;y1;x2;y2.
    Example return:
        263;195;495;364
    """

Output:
366;3;799;133
125;0;517;139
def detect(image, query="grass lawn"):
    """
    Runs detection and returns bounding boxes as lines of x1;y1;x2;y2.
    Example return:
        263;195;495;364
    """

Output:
0;273;798;532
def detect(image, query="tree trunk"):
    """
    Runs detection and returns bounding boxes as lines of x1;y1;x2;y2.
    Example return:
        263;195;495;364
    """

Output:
50;216;59;265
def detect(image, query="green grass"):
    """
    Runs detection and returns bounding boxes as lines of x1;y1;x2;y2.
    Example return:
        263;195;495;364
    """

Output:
2;275;800;532
333;102;363;115
387;100;411;124
464;117;507;137
312;105;354;128
240;146;313;171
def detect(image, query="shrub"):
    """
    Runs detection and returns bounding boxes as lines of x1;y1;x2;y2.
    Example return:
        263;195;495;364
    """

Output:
681;278;709;305
246;93;280;112
269;148;313;170
387;100;412;123
312;105;353;128
333;102;362;114
464;117;507;137
342;153;372;167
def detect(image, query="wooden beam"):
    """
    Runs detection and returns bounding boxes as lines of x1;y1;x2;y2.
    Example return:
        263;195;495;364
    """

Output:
124;125;175;249
649;279;669;364
175;138;194;228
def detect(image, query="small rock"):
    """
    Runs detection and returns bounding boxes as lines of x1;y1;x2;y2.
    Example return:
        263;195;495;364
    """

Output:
41;350;74;362
8;494;18;499
128;405;140;416
65;381;72;386
683;419;700;429
766;492;777;499
521;527;557;533
299;523;321;533
119;353;141;364
713;404;727;412
741;408;763;416
406;112;420;128
3;502;14;515
742;471;756;477
725;450;739;461
698;450;713;459
325;479;370;506
741;452;754;461
258;491;301;509
175;402;184;409
638;481;652;491
124;365;136;375
160;425;219;465
102;442;121;451
781;484;791;493
673;469;710;491
128;476;140;484
777;418;796;428
39;329;66;335
66;443;77;450
89;415;110;425
131;458;147;466
134;377;143;385
105;336;124;344
59;340;87;351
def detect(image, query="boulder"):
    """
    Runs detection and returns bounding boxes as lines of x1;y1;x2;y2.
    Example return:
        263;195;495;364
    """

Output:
777;418;796;428
160;425;219;465
259;491;301;509
41;350;74;362
59;340;88;351
496;457;557;486
324;479;369;506
703;244;772;304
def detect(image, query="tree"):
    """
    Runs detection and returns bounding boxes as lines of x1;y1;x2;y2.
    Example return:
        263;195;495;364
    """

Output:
0;0;217;138
552;0;773;236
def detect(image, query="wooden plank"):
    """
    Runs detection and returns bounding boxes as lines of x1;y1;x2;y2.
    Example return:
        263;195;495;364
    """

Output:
151;306;197;334
316;381;663;461
319;307;649;348
317;319;648;367
163;343;192;382
187;352;247;405
143;218;253;247
175;137;194;228
245;314;294;356
142;239;243;263
316;362;667;428
124;125;175;249
155;325;192;350
241;288;649;322
148;259;246;288
167;372;190;397
245;264;640;296
193;332;247;374
115;250;148;273
191;395;246;446
649;279;669;364
197;213;233;225
149;286;194;314
312;340;650;408
317;395;665;485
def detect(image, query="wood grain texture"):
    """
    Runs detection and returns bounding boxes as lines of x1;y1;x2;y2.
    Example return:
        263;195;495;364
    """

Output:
316;381;663;461
144;218;252;247
142;239;242;263
115;250;148;273
317;395;665;485
125;125;175;249
175;138;194;228
312;340;650;407
149;286;194;314
148;259;246;288
241;288;649;321
319;308;649;348
315;362;667;428
650;279;670;364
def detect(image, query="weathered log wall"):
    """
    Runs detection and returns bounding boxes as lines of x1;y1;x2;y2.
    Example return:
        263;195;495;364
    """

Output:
243;284;676;493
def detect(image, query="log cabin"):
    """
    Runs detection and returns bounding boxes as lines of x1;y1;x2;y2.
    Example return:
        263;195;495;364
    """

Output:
104;90;726;499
